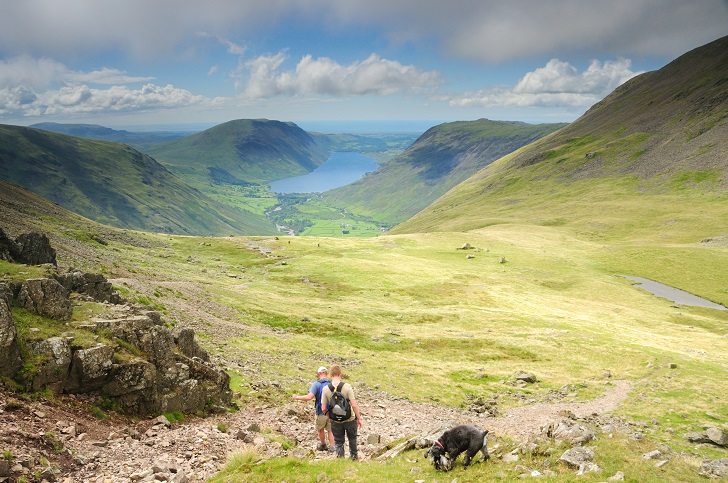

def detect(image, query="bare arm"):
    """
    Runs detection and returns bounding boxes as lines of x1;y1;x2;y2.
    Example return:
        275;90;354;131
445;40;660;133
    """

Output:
292;392;315;402
350;397;363;428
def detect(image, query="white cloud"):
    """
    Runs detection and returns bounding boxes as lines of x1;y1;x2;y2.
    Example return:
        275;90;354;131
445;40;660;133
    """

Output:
449;57;642;109
240;52;442;98
67;67;154;85
0;83;223;117
0;56;152;89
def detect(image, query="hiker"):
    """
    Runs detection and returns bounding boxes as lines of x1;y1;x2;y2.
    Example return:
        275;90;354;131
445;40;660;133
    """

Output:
292;366;335;451
321;364;363;460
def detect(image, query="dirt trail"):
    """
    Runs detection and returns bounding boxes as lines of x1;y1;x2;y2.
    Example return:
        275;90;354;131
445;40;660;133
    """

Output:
484;380;632;442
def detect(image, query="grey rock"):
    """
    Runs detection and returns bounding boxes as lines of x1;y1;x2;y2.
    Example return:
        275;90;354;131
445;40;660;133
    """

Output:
54;270;121;304
576;461;600;475
0;297;21;377
706;427;728;446
699;459;728;478
642;449;662;460
17;278;72;320
559;447;595;468
67;344;115;392
15;232;57;265
514;371;537;383
173;327;210;362
29;336;72;391
0;227;20;263
543;419;597;445
607;471;625;481
686;431;713;444
103;359;157;396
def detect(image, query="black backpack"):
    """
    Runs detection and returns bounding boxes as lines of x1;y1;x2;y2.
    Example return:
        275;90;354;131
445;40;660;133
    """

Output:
327;382;352;422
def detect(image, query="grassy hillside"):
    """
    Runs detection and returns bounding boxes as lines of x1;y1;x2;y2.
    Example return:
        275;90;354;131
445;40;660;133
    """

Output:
323;119;566;224
1;169;726;481
393;36;728;240
0;125;276;235
144;119;330;188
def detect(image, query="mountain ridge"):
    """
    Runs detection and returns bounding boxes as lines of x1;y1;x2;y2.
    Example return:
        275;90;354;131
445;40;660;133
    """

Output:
324;118;566;224
392;35;728;235
0;124;276;235
144;118;330;188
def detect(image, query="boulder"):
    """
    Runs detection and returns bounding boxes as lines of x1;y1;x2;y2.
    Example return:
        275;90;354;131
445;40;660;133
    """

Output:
706;427;728;447
0;227;20;262
28;336;72;391
543;418;597;445
514;371;537;383
173;327;210;362
699;459;728;479
14;232;56;266
0;297;22;377
686;431;713;444
17;278;72;320
67;344;115;392
559;447;599;474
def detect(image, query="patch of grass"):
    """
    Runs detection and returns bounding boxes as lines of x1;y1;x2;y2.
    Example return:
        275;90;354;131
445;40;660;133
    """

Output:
163;411;185;424
90;406;109;419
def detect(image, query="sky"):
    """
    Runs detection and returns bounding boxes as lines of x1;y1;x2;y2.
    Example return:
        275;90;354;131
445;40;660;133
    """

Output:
0;0;726;132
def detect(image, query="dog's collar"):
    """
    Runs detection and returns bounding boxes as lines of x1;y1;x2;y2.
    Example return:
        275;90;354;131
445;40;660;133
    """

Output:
435;440;445;450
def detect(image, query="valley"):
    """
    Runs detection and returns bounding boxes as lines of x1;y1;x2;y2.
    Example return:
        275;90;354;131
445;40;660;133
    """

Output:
0;34;727;483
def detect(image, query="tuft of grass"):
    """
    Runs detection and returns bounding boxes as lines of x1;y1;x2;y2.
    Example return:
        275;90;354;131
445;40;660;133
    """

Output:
163;411;185;424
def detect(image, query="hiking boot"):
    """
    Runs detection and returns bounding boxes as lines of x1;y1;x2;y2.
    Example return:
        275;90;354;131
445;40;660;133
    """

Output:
350;454;359;461
317;443;328;451
328;445;336;452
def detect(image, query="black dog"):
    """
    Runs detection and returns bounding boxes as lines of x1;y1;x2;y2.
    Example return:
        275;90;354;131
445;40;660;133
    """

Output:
425;424;489;471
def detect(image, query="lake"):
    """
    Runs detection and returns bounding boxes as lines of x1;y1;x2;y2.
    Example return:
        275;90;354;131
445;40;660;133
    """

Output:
623;276;727;310
268;152;379;194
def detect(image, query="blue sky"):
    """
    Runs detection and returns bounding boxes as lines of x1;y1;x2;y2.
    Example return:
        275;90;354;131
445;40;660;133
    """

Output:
1;0;726;131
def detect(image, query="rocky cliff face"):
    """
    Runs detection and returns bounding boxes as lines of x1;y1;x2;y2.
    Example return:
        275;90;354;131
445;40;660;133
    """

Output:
0;230;232;415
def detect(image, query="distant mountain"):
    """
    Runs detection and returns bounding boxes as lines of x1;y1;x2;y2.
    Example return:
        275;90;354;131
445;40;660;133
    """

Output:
30;122;188;149
0;124;276;235
144;119;329;189
324;119;566;224
392;35;728;236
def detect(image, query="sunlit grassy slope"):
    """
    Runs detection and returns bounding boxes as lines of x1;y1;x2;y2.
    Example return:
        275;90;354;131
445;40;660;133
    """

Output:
2;179;726;481
3;35;728;483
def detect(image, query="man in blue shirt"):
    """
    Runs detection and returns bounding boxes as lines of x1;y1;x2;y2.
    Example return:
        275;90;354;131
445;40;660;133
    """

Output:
292;366;334;451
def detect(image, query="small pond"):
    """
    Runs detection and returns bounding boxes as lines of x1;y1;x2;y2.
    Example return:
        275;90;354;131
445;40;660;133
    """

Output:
623;276;726;310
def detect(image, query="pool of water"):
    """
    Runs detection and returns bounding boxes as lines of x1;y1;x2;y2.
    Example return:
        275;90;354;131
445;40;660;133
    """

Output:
269;152;379;194
623;276;726;310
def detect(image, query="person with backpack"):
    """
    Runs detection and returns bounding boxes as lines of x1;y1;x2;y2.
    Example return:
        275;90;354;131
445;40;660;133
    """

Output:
320;364;362;460
292;366;335;452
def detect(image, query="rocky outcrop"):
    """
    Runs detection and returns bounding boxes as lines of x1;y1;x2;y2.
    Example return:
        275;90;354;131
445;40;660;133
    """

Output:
542;418;598;445
54;269;123;304
15;232;57;265
0;229;56;266
17;278;73;320
700;459;728;479
0;228;19;262
686;427;728;447
0;294;22;377
174;327;211;362
1;263;231;415
28;336;72;391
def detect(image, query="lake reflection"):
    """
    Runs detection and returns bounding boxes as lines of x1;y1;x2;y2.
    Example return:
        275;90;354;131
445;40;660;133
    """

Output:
269;152;379;194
